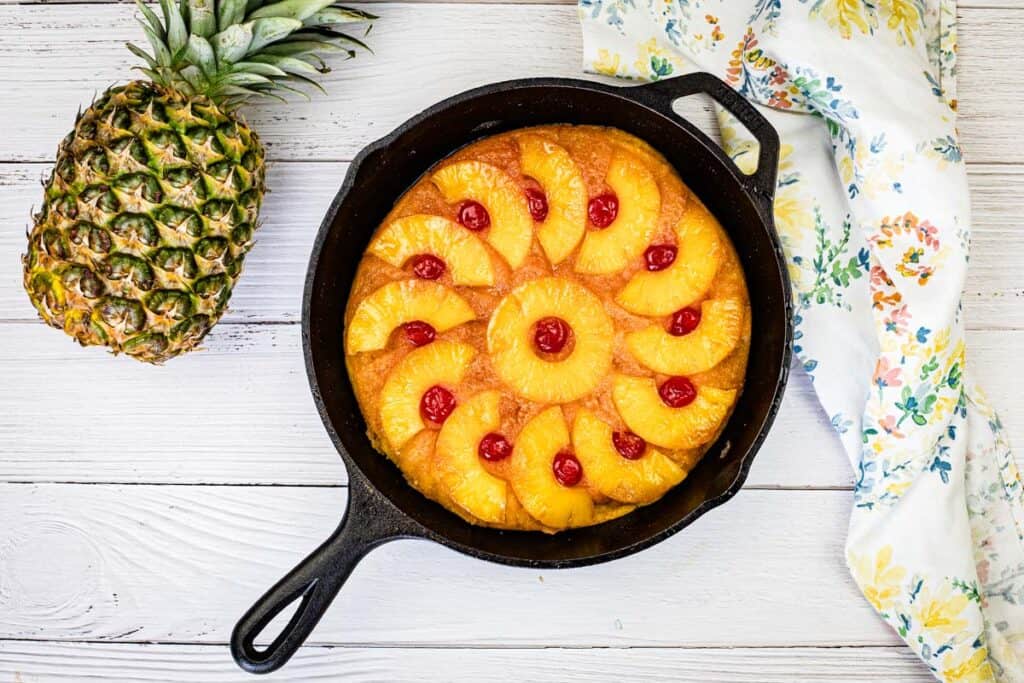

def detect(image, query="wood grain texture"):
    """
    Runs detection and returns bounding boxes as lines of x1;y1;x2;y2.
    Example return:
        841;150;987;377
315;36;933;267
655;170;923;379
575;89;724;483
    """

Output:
3;163;1022;329
0;484;897;647
0;5;1019;164
0;642;934;682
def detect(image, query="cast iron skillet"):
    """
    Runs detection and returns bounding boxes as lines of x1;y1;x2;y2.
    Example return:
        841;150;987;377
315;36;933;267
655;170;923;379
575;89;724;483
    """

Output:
231;72;792;674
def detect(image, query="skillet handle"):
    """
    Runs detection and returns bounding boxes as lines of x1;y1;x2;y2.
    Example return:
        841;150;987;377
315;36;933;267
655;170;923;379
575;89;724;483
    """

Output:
637;72;780;213
231;475;415;674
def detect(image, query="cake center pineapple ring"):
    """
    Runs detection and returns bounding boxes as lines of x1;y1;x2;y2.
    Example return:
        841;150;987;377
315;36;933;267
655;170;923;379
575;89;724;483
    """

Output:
344;125;751;532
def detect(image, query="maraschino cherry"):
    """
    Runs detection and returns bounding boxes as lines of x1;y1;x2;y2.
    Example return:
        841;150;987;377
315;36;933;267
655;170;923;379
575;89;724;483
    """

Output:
533;317;571;354
478;433;513;462
403;321;436;347
552;450;583;486
644;244;677;271
420;385;456;425
612;431;646;460
588;193;618;228
658;377;697;408
410;253;445;280
457;200;490;231
525;188;549;222
668;307;701;336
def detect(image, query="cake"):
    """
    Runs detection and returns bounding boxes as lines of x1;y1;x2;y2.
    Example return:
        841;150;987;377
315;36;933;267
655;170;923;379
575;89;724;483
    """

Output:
343;125;751;532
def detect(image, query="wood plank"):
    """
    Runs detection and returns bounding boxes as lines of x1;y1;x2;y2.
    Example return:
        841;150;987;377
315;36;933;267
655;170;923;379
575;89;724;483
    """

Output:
0;321;1019;488
0;641;932;682
0;485;897;647
0;4;1015;164
4;163;1022;329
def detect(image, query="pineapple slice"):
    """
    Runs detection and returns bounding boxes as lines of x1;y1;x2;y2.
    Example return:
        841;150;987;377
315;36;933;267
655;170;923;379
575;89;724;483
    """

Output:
487;278;613;403
616;199;722;315
625;299;744;375
346;280;475;354
611;375;736;450
432;161;533;269
575;151;660;274
518;135;586;265
572;410;686;505
435;391;510;524
509;406;594;528
368;214;495;286
378;341;476;450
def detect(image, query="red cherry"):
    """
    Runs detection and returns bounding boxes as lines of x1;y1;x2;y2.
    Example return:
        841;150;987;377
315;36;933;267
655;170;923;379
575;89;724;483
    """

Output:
668;307;702;336
552;450;583;487
403;320;436;347
525;188;549;222
659;377;697;408
457;200;490;231
420;385;456;425
644;244;677;271
478;433;513;462
612;431;646;460
410;254;446;280
588;193;619;228
533;317;571;354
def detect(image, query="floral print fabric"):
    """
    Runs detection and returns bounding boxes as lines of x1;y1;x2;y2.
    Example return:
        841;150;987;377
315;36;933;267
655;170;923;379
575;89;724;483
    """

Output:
580;1;1023;679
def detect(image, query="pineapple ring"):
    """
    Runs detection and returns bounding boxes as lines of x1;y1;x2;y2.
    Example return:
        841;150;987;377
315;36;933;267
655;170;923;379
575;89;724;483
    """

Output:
616;198;722;316
518;135;587;265
346;280;475;354
509;406;594;528
378;341;477;450
368;214;495;287
487;278;613;403
575;151;661;274
432;161;533;269
435;391;510;524
625;299;745;375
611;375;737;450
572;410;687;505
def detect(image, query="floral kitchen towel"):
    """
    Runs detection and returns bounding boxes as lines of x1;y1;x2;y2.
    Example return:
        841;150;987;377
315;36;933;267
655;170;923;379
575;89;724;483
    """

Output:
579;1;1024;679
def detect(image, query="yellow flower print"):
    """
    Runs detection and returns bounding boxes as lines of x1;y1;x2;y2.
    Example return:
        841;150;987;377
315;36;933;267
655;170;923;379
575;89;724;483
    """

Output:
941;646;995;683
633;38;681;80
592;49;623;78
913;584;970;637
849;545;907;612
810;0;879;40
879;0;923;46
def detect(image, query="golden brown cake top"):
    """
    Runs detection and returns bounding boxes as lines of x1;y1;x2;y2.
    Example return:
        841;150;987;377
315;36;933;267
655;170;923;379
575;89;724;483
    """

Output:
344;125;751;532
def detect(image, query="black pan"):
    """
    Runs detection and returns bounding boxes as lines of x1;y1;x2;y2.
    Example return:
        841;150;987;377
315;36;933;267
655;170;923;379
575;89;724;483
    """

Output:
231;72;792;674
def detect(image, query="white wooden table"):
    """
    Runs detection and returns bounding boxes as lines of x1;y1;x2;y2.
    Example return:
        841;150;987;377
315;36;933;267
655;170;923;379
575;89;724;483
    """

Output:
0;1;1020;680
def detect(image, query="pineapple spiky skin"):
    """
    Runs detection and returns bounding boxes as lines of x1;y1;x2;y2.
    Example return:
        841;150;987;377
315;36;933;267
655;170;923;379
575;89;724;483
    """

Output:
574;151;660;274
345;279;476;354
572;409;686;505
487;277;613;403
22;0;375;363
612;375;737;450
23;81;265;362
625;298;745;375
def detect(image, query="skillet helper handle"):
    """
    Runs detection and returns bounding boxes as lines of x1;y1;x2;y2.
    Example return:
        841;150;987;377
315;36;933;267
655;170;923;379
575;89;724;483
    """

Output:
231;476;411;674
638;72;780;213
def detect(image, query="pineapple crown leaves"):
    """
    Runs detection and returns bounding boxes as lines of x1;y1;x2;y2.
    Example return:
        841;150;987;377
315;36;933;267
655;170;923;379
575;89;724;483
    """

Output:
128;0;375;108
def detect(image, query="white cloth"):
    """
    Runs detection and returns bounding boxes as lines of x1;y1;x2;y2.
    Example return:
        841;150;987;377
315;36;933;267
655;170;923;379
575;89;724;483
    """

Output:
579;1;1023;679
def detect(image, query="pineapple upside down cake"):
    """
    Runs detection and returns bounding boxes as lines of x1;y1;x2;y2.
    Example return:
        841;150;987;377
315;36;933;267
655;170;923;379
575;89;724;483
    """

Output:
344;125;751;532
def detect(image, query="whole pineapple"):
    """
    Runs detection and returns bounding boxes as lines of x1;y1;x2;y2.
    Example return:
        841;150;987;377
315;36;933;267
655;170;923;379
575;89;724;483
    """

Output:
23;0;373;362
